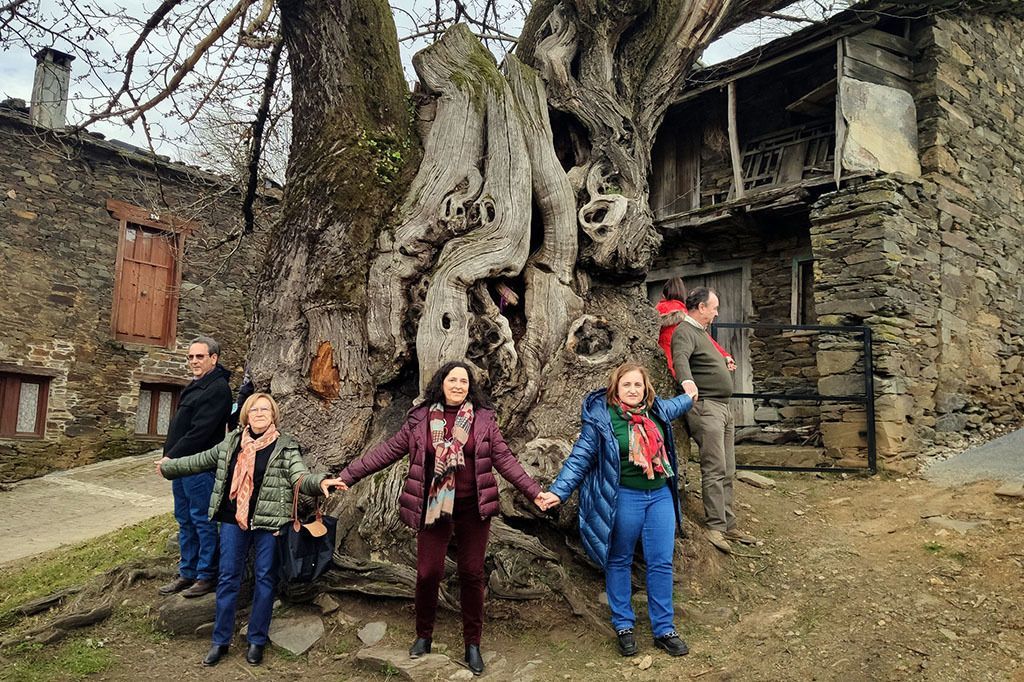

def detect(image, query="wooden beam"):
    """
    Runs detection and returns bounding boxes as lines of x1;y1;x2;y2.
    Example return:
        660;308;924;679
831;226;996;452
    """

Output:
842;57;913;92
727;81;745;200
856;28;916;58
844;36;914;79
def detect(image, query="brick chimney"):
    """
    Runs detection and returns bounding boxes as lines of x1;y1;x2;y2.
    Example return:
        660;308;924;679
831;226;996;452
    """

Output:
30;47;75;129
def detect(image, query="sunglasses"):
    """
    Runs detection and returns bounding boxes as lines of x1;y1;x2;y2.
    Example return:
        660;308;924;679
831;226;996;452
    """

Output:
187;353;209;360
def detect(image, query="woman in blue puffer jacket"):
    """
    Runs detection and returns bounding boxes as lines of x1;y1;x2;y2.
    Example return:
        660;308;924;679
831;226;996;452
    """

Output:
538;362;697;659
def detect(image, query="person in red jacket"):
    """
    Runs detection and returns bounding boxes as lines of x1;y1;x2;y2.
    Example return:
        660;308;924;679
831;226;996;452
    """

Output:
656;277;734;376
335;361;547;677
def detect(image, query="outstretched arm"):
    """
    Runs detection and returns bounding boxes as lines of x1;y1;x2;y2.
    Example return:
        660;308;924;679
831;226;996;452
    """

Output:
548;420;601;502
337;417;416;487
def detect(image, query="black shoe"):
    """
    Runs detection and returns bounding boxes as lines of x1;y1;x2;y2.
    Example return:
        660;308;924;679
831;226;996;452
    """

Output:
202;644;229;666
409;637;431;658
158;576;194;595
181;579;216;598
245;643;264;665
464;644;484;676
616;628;639;657
653;631;689;656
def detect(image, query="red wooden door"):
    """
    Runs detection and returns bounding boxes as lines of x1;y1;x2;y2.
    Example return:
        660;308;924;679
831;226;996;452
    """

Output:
114;225;177;344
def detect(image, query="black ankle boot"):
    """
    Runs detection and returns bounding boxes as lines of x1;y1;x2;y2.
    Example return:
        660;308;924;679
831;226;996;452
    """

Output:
464;644;484;676
409;637;431;658
202;644;229;666
245;643;264;665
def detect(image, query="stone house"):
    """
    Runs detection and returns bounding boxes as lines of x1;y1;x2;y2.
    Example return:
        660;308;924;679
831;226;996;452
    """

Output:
0;49;273;482
647;2;1024;471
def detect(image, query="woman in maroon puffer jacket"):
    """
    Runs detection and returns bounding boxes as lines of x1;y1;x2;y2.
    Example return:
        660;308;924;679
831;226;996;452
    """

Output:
336;360;547;677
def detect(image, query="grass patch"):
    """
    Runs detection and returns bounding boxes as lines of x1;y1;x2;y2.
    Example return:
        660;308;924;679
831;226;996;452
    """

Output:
923;541;944;554
0;513;175;627
2;635;115;681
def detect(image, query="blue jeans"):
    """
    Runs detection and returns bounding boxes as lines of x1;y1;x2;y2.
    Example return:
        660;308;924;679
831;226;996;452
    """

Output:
606;484;677;637
172;471;219;581
213;522;279;646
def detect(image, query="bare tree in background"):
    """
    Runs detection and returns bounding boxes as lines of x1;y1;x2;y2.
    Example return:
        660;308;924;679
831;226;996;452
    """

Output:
2;0;817;610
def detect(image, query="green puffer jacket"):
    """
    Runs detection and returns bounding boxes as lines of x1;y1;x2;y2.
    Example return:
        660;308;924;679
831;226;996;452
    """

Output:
160;430;327;532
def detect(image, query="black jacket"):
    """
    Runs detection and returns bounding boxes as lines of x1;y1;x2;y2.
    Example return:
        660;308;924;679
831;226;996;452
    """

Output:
163;364;232;459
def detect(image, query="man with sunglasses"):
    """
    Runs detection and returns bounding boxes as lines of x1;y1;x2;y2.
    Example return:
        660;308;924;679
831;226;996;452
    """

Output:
158;336;232;598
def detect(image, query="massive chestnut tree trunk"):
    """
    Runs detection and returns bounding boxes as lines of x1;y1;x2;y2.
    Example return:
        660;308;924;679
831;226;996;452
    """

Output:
249;0;784;609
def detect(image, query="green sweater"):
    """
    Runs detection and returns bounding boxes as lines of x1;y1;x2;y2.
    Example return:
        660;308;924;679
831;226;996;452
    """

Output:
610;407;668;491
160;430;327;531
670;320;733;400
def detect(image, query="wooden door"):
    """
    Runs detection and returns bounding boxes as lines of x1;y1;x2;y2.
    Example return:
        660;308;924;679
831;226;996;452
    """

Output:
114;224;177;345
647;262;754;427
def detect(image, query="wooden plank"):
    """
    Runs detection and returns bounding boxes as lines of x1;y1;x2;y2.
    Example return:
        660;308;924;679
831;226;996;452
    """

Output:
785;78;836;117
727;82;745;200
0;376;17;436
856;28;915;57
677;117;701;211
842;57;913;91
778;141;809;184
834;41;846;186
844;36;913;79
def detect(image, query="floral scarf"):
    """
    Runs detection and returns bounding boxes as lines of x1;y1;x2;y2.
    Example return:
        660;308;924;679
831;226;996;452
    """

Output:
424;400;474;526
614;402;672;480
229;424;279;528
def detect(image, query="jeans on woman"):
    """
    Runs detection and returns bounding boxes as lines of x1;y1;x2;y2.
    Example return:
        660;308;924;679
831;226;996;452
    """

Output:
605;484;677;637
213;522;278;647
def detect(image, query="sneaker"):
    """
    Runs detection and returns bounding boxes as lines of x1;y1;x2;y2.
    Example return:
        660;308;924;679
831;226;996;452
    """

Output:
707;529;733;554
725;528;758;545
616;628;639;657
653;631;690;656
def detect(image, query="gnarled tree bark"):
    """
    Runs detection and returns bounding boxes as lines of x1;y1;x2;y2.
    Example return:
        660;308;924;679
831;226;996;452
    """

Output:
249;0;790;613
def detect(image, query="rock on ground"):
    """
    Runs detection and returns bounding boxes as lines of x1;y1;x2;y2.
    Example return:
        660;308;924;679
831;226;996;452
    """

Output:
357;620;387;646
737;471;777;489
269;614;324;655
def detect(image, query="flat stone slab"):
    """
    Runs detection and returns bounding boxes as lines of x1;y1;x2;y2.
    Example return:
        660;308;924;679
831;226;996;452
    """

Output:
995;482;1024;499
925;516;991;535
737;471;777;489
357;620;387;646
268;614;324;655
355;646;457;681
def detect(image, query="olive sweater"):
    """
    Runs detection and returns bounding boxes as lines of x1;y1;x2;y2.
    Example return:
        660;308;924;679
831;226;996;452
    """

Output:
671;320;734;400
160;430;327;531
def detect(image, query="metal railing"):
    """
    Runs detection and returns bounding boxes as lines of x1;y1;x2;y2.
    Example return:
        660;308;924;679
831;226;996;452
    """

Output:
710;322;876;474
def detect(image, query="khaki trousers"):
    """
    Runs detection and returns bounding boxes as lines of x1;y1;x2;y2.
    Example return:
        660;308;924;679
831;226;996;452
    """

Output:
684;399;735;532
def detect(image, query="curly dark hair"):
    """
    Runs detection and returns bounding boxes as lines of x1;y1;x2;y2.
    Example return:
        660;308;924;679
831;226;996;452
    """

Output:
421;360;493;409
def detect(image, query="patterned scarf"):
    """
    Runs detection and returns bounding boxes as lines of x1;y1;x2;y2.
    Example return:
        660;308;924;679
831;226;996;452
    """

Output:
229;423;279;529
614;402;672;480
424;400;474;526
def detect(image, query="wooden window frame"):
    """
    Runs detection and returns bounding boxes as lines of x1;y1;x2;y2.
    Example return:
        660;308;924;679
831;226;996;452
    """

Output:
135;382;182;439
790;255;816;325
107;199;193;348
0;372;50;438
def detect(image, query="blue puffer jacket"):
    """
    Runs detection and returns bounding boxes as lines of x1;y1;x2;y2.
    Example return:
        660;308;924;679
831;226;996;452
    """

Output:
549;389;693;569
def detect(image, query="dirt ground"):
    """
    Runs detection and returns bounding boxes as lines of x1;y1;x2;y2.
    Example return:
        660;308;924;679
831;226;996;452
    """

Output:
2;465;1023;682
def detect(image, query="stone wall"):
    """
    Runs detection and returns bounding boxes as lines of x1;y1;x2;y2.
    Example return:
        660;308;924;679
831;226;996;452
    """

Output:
0;110;272;481
914;13;1024;445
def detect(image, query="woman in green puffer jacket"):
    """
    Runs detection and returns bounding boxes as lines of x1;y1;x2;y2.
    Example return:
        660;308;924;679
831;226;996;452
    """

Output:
157;392;344;668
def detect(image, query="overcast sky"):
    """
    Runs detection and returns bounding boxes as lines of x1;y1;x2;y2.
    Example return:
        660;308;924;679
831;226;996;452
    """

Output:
0;1;843;156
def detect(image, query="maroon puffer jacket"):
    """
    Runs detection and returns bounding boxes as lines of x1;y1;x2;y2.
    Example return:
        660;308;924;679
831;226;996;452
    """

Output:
338;405;541;530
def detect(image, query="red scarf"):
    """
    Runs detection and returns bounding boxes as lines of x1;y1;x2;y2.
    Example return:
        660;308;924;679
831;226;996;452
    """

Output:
229;424;279;529
615;402;672;480
424;400;474;526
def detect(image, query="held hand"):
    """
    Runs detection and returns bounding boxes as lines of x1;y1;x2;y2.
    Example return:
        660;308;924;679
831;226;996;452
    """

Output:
681;380;699;401
320;478;348;496
534;491;561;511
726;356;736;372
155;456;170;476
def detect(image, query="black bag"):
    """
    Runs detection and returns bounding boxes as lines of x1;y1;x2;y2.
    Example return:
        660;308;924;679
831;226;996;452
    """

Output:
277;475;337;583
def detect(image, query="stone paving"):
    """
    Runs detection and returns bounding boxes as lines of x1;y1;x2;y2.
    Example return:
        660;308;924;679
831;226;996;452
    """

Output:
0;451;172;565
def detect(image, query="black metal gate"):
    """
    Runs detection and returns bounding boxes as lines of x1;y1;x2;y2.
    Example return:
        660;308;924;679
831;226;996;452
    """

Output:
710;322;876;474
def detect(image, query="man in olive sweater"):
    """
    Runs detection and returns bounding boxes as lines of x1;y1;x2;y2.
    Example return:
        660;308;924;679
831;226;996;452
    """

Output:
671;287;757;554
